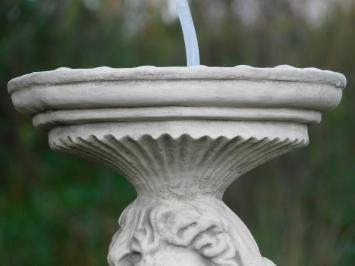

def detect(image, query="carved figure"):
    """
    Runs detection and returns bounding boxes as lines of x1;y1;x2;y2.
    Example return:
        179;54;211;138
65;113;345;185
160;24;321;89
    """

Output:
108;198;276;266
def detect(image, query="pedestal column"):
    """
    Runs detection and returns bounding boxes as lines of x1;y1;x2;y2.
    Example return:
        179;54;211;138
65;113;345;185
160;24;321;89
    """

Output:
49;121;308;266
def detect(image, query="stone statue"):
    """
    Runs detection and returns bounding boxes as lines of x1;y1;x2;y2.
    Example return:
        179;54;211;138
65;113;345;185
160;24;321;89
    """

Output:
8;65;346;265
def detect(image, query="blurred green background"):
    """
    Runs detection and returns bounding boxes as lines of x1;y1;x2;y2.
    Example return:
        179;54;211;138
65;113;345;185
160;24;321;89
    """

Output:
0;0;354;265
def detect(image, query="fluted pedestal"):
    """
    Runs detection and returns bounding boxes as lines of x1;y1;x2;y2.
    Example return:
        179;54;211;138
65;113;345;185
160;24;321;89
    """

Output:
8;66;346;265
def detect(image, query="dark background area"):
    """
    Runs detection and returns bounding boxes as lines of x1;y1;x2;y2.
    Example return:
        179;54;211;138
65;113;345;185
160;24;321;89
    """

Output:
0;0;354;265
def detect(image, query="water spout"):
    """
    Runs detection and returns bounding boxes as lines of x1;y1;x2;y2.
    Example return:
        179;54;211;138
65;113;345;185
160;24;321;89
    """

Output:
176;0;200;66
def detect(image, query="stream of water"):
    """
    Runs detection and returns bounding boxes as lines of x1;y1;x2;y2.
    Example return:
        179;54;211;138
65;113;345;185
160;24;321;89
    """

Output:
176;0;200;66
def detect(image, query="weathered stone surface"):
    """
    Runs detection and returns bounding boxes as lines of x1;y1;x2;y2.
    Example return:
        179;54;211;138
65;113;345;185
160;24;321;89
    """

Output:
8;66;346;265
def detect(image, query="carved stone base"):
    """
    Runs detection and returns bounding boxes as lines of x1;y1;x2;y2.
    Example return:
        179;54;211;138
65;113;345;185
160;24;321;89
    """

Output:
8;66;346;265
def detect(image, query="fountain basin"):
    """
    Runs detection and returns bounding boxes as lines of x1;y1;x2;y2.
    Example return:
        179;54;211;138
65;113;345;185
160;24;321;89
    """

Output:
9;65;344;115
8;65;346;266
7;65;345;194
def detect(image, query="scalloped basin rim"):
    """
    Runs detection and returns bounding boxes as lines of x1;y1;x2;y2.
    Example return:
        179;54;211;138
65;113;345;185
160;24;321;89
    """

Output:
8;65;347;92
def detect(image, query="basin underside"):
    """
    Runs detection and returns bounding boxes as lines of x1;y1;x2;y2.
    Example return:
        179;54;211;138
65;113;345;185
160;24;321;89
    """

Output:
49;120;307;198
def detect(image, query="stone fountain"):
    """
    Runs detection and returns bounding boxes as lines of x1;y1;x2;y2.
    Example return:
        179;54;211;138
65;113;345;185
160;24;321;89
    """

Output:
7;1;346;266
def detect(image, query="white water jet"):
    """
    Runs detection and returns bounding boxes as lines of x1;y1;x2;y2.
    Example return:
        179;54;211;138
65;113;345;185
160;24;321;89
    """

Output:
176;0;200;66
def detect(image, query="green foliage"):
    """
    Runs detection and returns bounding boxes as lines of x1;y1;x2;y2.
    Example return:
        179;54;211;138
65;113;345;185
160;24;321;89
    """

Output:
0;0;354;265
